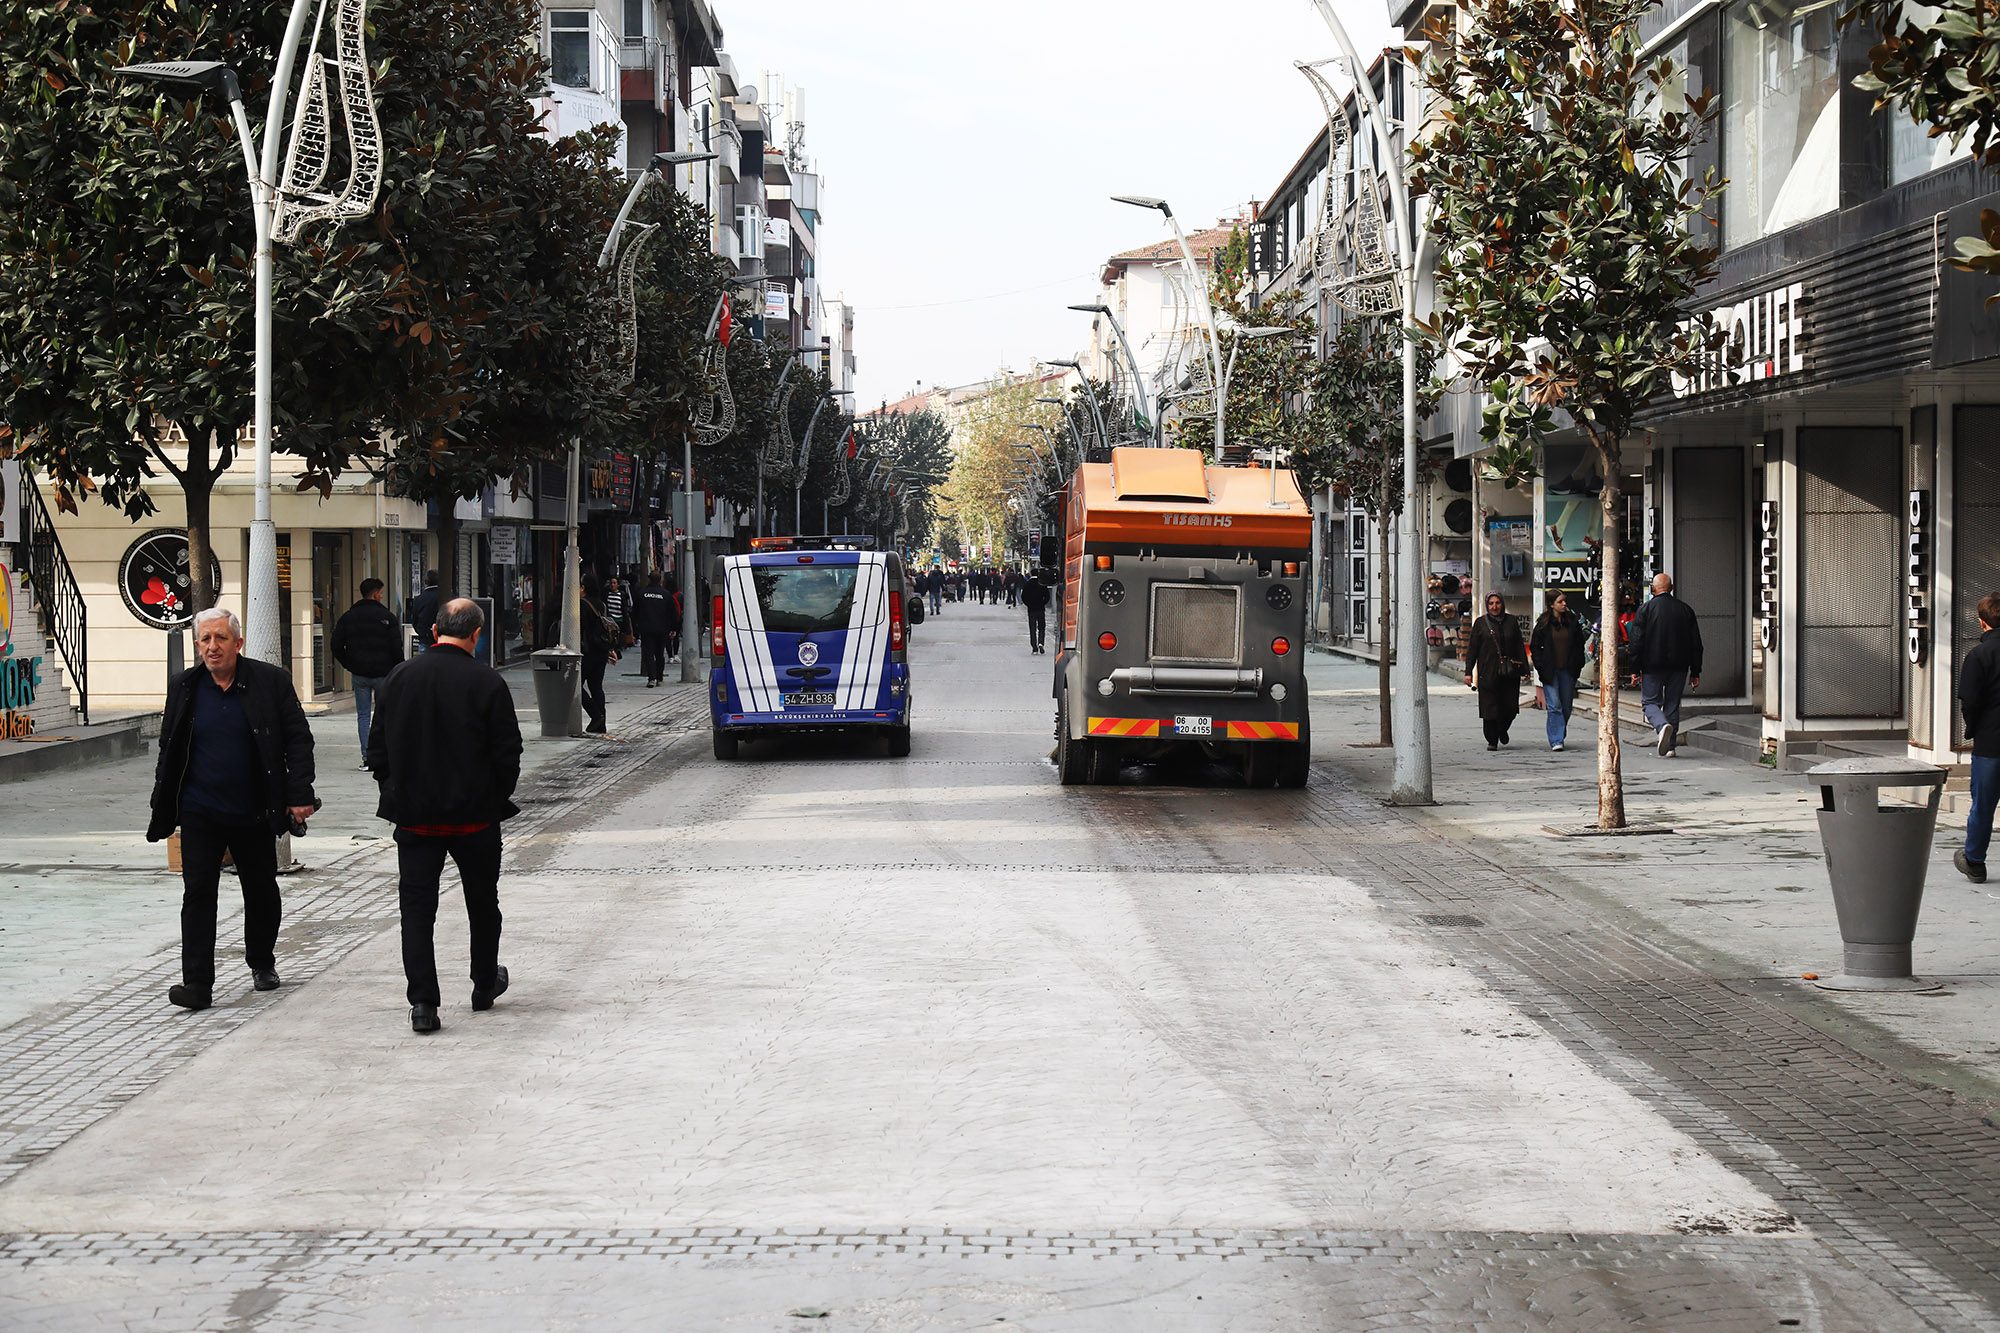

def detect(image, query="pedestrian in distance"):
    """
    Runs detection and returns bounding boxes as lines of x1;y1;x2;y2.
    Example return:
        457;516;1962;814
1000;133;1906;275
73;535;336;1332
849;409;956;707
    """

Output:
365;598;523;1034
580;575;620;734
406;570;442;651
331;577;403;770
1467;592;1527;750
926;568;943;615
1529;589;1588;752
146;607;317;1012
1021;571;1051;654
635;573;674;686
1006;569;1020;608
1626;572;1703;757
603;576;630;646
1956;593;2000;882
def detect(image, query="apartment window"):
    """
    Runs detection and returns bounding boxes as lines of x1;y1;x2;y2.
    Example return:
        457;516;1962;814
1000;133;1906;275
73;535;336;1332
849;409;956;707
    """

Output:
1722;0;1840;245
549;11;593;89
737;205;764;260
623;0;646;39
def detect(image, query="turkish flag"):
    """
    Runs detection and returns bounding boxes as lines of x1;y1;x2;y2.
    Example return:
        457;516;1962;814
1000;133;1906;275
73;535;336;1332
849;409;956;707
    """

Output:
844;428;859;460
717;294;732;346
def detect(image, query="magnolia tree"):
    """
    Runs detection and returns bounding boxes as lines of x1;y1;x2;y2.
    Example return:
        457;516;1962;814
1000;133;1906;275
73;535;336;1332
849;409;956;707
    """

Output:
1411;0;1722;828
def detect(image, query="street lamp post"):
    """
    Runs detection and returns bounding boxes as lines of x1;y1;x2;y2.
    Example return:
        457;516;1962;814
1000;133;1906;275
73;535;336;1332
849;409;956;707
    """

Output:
1216;325;1299;465
1043;358;1107;455
1112;195;1225;459
1017;421;1070;476
1307;0;1431;805
1067;303;1153;444
116;0;381;668
1032;401;1088;470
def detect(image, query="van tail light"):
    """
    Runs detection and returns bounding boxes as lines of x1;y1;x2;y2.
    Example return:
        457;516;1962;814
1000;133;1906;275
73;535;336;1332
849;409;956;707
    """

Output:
711;596;726;657
1272;636;1291;655
1098;631;1117;650
889;585;906;651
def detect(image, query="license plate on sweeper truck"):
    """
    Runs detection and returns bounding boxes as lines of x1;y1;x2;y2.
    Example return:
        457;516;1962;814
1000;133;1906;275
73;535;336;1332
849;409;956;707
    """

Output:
1175;715;1213;736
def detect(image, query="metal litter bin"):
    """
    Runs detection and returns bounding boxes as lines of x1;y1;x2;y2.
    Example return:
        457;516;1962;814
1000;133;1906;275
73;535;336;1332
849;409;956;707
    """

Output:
1806;757;1948;992
529;647;583;739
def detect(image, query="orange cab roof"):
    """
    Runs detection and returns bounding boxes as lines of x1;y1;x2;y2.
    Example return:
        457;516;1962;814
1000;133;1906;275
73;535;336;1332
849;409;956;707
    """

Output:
1075;447;1311;550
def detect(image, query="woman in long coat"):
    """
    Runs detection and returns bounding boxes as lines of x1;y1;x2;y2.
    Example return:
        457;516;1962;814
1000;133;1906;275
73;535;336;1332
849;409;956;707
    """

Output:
1467;592;1528;750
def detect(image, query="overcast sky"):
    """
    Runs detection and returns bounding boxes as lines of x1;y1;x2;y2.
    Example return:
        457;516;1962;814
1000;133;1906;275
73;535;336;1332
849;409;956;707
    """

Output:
716;1;1398;410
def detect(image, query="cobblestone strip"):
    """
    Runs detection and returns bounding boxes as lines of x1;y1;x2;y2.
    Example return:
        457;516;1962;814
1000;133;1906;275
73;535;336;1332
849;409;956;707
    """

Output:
0;686;710;1189
1193;767;2000;1330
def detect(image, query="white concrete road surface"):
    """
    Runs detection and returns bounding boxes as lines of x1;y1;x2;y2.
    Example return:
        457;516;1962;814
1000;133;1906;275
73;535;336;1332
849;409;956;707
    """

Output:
0;602;1971;1329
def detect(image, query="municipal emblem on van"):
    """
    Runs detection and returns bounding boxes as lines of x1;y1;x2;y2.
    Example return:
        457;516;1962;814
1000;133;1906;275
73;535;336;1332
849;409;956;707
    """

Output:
798;641;820;666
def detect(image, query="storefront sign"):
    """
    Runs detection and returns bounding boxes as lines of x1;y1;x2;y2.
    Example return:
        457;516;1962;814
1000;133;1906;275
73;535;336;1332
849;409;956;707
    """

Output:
1671;282;1806;398
116;529;222;630
1542;562;1602;591
1758;501;1779;652
0;651;42;739
489;526;519;566
1908;489;1930;665
765;287;790;321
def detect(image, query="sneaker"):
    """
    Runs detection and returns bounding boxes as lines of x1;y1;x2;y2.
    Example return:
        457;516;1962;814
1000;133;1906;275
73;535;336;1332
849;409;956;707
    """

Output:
1956;850;1987;883
1551;743;1565;752
1657;723;1675;757
356;762;372;771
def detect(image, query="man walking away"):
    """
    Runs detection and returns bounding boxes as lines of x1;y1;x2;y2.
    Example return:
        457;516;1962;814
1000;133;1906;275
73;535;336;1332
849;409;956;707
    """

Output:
1006;570;1020;608
407;570;442;651
927;568;944;615
665;579;683;658
332;578;402;769
146;608;317;1011
1021;572;1051;654
367;598;523;1033
635;573;674;686
1627;572;1703;757
1957;593;2000;882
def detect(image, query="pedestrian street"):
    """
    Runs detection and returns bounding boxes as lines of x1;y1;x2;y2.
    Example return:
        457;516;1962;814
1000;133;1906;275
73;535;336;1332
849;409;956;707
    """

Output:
1;603;1997;1330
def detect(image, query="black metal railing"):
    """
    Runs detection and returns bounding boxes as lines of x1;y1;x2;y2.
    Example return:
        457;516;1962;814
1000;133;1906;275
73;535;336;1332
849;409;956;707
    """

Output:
21;470;86;724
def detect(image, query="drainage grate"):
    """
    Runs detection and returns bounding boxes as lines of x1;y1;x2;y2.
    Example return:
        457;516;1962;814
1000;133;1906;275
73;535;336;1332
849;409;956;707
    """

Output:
1415;913;1485;928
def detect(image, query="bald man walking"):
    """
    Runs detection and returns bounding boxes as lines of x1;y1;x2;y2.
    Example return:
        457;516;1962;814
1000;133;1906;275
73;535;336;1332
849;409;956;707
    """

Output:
1627;573;1703;758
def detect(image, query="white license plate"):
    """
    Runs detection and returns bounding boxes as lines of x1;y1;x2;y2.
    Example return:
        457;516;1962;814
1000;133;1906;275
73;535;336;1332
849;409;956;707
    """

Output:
783;691;837;707
1174;715;1213;736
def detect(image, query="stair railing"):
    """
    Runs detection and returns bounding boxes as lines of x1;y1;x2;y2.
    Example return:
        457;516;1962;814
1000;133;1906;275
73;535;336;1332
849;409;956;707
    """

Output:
20;470;86;724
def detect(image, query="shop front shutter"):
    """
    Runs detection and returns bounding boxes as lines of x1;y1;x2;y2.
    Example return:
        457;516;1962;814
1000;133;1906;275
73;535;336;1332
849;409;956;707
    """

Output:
1672;446;1747;696
1798;428;1901;718
1953;407;2000;744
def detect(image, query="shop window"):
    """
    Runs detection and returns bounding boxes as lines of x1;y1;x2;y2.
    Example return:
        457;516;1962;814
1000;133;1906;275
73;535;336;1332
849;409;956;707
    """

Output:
1890;112;1970;185
1722;0;1840;246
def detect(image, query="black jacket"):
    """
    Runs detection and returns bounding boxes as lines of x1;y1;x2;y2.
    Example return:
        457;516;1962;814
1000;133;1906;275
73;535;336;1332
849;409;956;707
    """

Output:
1629;591;1703;676
147;657;316;841
406;585;441;648
1961;629;2000;757
331;598;403;678
1021;580;1051;612
365;644;523;826
1529;610;1588;683
633;586;675;636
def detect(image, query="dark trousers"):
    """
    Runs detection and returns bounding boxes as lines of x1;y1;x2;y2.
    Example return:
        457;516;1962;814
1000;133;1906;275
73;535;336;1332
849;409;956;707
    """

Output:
640;632;667;683
582;656;608;726
1027;608;1046;652
1483;717;1513;745
1641;669;1688;732
178;812;281;992
395;825;504;1006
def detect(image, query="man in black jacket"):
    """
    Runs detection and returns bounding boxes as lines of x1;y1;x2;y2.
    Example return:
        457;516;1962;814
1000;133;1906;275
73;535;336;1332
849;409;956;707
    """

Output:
1956;593;2000;882
367;597;523;1033
331;577;402;765
1021;573;1051;654
1626;573;1703;758
406;570;442;651
146;607;317;1011
634;573;674;686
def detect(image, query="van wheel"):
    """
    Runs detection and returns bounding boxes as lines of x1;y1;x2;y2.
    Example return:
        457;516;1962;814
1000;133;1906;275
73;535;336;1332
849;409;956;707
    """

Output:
883;724;912;758
712;729;739;760
1056;696;1094;786
1241;743;1273;788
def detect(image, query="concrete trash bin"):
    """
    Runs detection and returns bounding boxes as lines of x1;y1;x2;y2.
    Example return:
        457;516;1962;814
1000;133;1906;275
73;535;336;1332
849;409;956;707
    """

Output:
1806;757;1948;993
529;648;584;739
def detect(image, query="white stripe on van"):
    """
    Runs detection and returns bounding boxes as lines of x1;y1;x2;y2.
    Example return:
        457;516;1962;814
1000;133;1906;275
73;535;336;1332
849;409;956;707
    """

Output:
852;554;888;711
725;561;780;712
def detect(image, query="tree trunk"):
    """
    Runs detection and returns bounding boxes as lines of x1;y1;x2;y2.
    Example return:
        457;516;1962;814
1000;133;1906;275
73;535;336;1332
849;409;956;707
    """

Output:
1375;493;1393;747
179;424;220;616
1594;434;1626;829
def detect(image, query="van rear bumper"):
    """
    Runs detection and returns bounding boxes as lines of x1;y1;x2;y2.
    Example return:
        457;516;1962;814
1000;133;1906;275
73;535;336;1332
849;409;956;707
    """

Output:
712;707;909;732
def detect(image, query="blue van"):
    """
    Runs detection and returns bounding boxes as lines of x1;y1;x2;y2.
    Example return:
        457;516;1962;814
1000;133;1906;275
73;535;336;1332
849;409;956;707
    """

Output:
708;539;919;759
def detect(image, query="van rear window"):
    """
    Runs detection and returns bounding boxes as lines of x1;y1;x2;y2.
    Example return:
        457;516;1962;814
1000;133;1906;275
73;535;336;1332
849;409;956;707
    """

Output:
733;565;870;633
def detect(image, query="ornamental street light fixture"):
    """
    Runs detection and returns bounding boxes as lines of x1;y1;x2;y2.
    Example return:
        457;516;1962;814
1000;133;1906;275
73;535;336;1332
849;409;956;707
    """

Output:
1217;325;1302;463
116;0;384;673
1113;194;1225;461
1068;303;1153;444
1042;358;1108;454
1307;0;1433;806
1032;399;1088;470
1019;418;1075;474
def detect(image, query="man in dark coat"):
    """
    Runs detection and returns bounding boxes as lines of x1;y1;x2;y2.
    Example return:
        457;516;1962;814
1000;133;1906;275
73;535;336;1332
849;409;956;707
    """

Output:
1021;573;1051;654
366;597;523;1033
331;577;402;765
1626;572;1703;758
406;570;442;651
634;573;675;686
146;607;317;1011
1956;592;2000;881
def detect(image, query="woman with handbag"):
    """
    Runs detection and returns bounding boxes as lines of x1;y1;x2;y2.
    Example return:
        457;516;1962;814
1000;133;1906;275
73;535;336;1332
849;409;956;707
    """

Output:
1529;590;1588;752
1467;592;1527;750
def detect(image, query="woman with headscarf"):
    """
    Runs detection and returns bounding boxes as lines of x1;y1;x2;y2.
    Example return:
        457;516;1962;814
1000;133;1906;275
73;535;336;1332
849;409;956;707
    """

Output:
1466;591;1527;750
1529;589;1588;752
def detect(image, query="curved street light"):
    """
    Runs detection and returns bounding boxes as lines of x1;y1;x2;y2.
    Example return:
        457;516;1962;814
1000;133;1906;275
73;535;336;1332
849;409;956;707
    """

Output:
1042;358;1108;454
1068;302;1153;444
1112;194;1225;459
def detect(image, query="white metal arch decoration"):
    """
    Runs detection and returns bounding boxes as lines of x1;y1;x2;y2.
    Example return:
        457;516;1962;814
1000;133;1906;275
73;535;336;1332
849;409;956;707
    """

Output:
1296;59;1400;317
273;0;384;244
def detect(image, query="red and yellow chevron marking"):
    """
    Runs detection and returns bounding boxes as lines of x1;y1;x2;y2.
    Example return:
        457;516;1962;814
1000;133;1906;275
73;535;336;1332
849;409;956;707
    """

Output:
1087;717;1162;738
1224;720;1301;741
